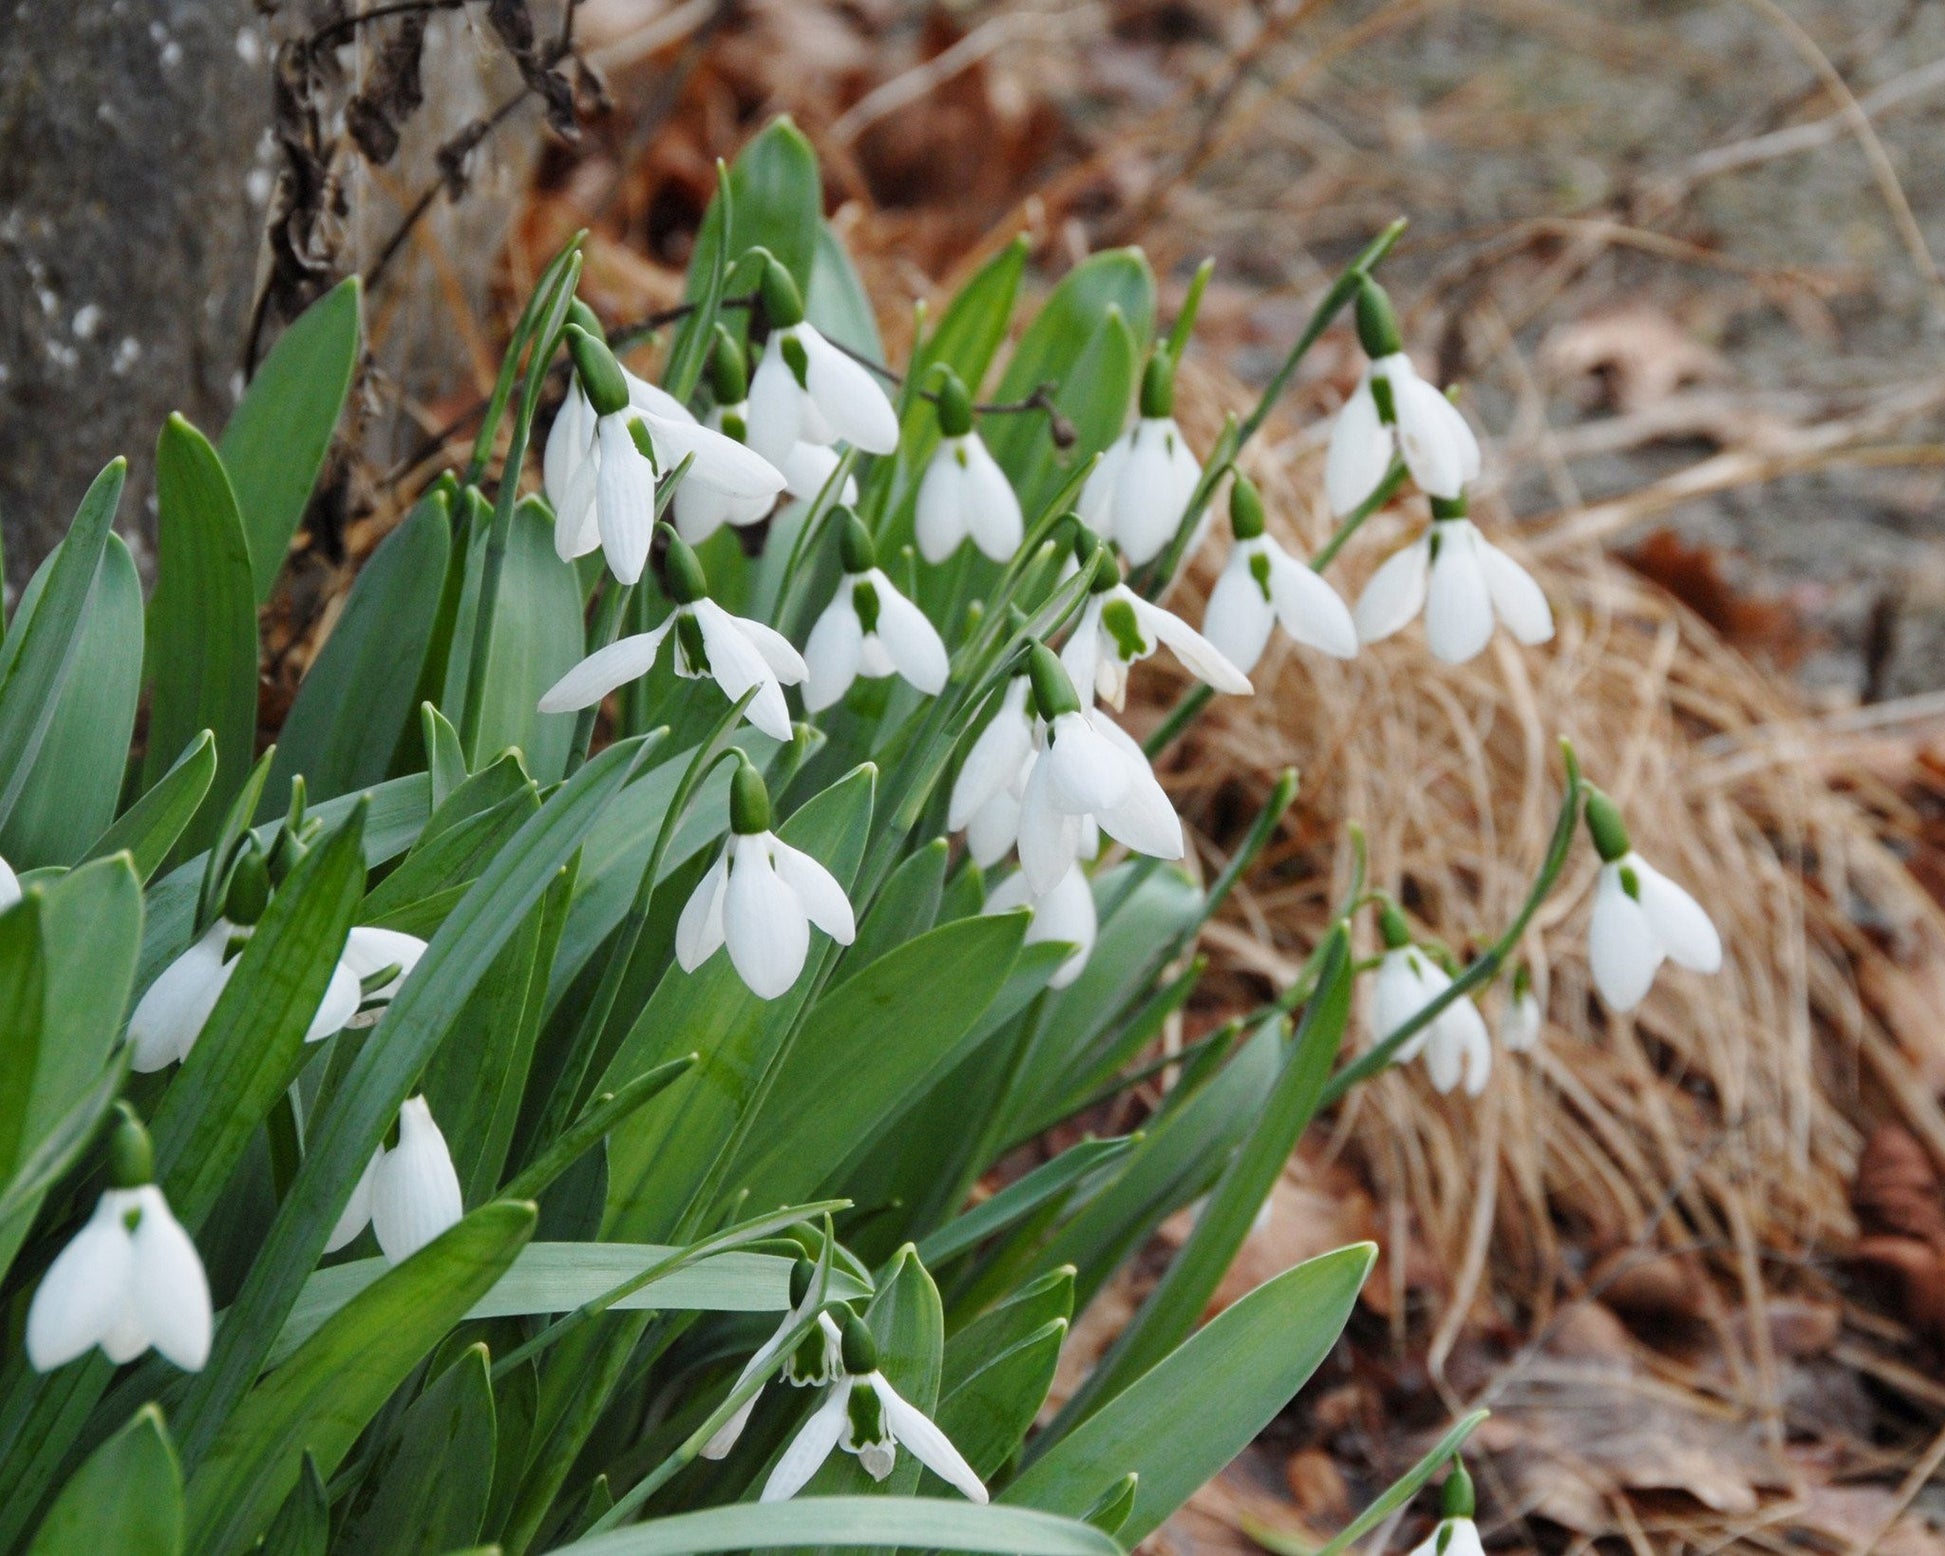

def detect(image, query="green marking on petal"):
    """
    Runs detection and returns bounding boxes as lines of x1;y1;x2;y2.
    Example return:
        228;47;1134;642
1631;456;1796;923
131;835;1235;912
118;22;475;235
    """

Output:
1248;549;1273;603
1100;596;1148;661
852;576;881;635
780;332;811;391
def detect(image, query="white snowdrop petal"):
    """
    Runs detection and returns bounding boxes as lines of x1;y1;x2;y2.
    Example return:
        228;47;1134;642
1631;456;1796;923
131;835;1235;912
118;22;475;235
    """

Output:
1325;380;1393;517
626;370;696;425
1428;999;1491;1097
1635;860;1722;974
1389;368;1475;500
1077;435;1130;535
1476;538;1555;645
915;446;969;564
962;435;1024;560
675;852;731;972
1088;716;1185;861
966;785;1024;869
646;412;785;500
0;856;17;912
693;602;794;742
305;959;364;1043
1136;595;1253;693
1589;866;1664;1012
1268;548;1360;659
1353;539;1430;645
127;1187;212;1371
947;684;1032;831
1423;526;1496;664
746;343;807;468
730;613;809;686
802;328;900;454
762;1376;854;1501
1202;554;1277;674
595;416;660;585
543;382;592;508
26;1197;134;1371
869;573;949;694
555;448;602;563
672;482;732;545
538;626;671;713
779;440;855;504
873;1375;988;1502
128;923;234;1072
1059;600;1107;713
1018;755;1083;895
1501;991;1542;1053
325;1148;382;1253
371;1098;464;1264
1045;714;1135;815
1113;421;1188;565
803;594;865;712
724;840;810;999
1030;864;1099;989
340;927;427;1004
768;839;856;945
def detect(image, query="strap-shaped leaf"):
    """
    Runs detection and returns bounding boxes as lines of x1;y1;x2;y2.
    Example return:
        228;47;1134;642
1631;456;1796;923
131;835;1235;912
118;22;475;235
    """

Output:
550;1497;1121;1556
84;730;215;883
26;1404;182;1556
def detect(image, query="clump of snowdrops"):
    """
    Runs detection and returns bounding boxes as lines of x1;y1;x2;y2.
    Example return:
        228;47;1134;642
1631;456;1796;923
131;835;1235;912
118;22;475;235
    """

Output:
0;121;1719;1554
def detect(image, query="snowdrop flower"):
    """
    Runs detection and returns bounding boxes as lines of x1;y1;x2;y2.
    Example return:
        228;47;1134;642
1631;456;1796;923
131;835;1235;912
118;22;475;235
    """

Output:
1583;789;1721;1012
27;1106;210;1372
0;852;18;912
324;1096;464;1264
128;848;360;1071
1078;351;1201;566
745;255;899;470
915;367;1022;563
548;321;784;583
803;512;949;711
1016;645;1182;895
1406;1462;1487;1556
1061;547;1251;711
1371;902;1491;1097
539;525;807;743
985;863;1097;988
1202;476;1358;673
947;677;1041;868
763;1309;986;1502
336;926;428;1028
702;1258;841;1460
778;439;860;508
676;760;856;999
661;327;793;545
1500;965;1542;1053
1353;492;1554;664
1326;278;1481;515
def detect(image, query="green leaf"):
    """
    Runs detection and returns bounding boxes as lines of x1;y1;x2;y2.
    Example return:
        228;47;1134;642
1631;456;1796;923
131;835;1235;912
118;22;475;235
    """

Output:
1;534;144;867
0;893;45;1178
837;836;945;981
917;1139;1135;1270
0;459;124;833
221;276;361;601
26;1404;182;1556
664;161;732;401
193;747;278;934
260;1453;329;1556
943;1267;1074;1388
335;1343;497;1556
688;117;822;304
935;1315;1066;1481
730;910;1026;1212
184;1202;535;1556
270;488;451;807
143;414;259;855
807;220;883;359
548;1498;1121;1556
1002;1245;1376;1544
84;730;216;883
1305;1411;1488;1556
465;496;585;782
268;1242;869;1369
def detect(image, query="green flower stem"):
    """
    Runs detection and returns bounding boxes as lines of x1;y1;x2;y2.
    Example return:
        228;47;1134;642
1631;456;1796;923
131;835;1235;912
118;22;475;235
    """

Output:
772;446;861;634
465;234;587;490
1320;740;1582;1106
564;578;634;776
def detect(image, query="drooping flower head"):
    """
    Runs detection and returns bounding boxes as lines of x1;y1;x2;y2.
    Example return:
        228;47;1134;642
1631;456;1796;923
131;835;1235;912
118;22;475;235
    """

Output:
746;254;900;471
947;675;1041;870
1583;788;1722;1011
703;1256;839;1461
676;758;857;1000
1371;900;1492;1097
1326;278;1482;516
668;324;793;544
27;1104;211;1373
1202;475;1358;674
763;1308;986;1502
984;863;1098;989
1500;962;1543;1053
1061;541;1251;711
539;524;808;743
1354;491;1554;664
1078;349;1202;567
915;365;1023;564
325;1095;465;1264
1405;1460;1487;1556
803;510;950;712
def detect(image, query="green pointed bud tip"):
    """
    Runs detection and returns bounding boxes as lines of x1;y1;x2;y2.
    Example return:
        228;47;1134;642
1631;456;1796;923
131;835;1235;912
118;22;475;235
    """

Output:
1089;548;1122;595
839;1312;878;1375
1441;1460;1476;1519
225;844;272;926
788;1256;818;1308
1026;642;1082;721
565;323;630;417
837;509;876;574
931;365;974;437
1085;1474;1139;1536
1139;349;1176;419
108;1103;154;1189
660;524;708;604
759;255;806;329
1584;787;1631;863
1512;962;1532;1000
1428;492;1468;521
730;759;772;836
1378;898;1412;950
1229;475;1266;540
266;825;305;887
567;296;603;338
708;323;749;404
1354;277;1404;359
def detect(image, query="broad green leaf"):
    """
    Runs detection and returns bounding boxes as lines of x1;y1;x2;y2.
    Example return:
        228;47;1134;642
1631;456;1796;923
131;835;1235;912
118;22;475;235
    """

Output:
193;748;278;934
911;236;1029;405
260;1453;328;1556
943;1268;1074;1389
467;496;585;782
807;220;883;359
548;1497;1120;1556
483;1360;539;1544
0;894;44;1177
148;805;366;1229
143;415;259;855
0;459;123;832
335;1344;496;1556
171;738;654;1466
184;1202;535;1556
269;488;451;808
664;161;732;400
934;1316;1065;1481
918;1140;1134;1270
1002;1245;1376;1544
26;1404;182;1556
84;730;215;883
730;910;1026;1212
221;276;361;601
837;836;945;980
1;534;143;867
688;117;821;307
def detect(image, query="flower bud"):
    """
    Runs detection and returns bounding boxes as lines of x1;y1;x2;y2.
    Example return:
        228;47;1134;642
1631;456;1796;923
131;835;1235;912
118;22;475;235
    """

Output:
1441;1459;1476;1520
930;365;974;438
1229;475;1267;540
267;823;306;887
565;323;630;418
1069;519;1102;570
225;843;272;927
1026;641;1083;721
567;296;603;339
839;1310;878;1375
757;252;806;330
659;523;708;605
837;508;876;574
788;1256;818;1308
1138;350;1176;419
1088;547;1121;595
709;324;749;406
1378;897;1413;950
730;758;772;837
108;1102;154;1189
1583;787;1631;863
1354;276;1404;359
